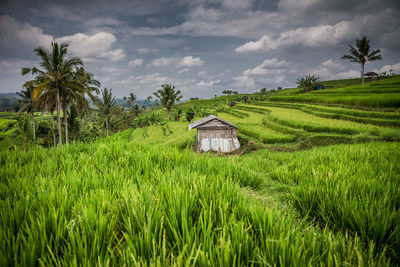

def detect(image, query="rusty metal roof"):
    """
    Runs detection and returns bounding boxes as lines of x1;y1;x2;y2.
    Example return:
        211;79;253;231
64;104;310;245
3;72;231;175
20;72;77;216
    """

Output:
188;115;238;130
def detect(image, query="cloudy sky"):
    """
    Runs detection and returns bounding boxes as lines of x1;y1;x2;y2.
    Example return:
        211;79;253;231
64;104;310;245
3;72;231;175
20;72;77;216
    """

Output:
1;0;400;99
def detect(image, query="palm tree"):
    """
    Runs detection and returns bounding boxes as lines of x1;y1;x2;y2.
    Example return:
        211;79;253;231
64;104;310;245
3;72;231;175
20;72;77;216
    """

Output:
69;67;100;131
95;88;118;136
342;36;382;86
22;41;84;146
296;74;320;93
17;82;37;140
153;84;183;119
123;93;137;108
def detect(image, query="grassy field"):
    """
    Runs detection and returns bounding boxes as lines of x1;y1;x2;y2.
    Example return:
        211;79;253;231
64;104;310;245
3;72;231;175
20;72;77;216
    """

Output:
0;113;18;151
1;76;400;265
270;76;400;108
1;137;398;265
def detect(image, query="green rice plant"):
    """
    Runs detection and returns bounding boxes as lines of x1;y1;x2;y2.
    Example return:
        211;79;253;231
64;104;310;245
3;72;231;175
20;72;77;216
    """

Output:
220;108;249;119
299;108;400;127
217;111;265;125
237;142;400;263
238;123;296;143
0;140;393;265
254;101;400;120
239;105;400;138
270;93;400;108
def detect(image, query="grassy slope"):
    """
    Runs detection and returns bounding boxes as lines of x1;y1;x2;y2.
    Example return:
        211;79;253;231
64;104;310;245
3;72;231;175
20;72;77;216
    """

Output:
0;113;18;151
270;76;400;108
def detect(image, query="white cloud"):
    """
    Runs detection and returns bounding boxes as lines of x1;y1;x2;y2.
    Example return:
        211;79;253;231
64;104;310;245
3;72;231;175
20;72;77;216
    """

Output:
197;71;207;77
135;73;172;84
56;32;125;61
377;63;400;73
310;59;359;80
152;56;204;67
235;21;357;52
128;59;144;67
243;58;294;75
98;66;124;76
321;59;346;71
0;15;53;49
136;48;160;54
178;68;190;74
232;75;255;87
196;79;221;87
181;56;204;67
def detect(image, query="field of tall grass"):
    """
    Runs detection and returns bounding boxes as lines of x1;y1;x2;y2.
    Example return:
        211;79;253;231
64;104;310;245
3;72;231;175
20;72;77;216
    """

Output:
1;137;398;265
2;75;400;265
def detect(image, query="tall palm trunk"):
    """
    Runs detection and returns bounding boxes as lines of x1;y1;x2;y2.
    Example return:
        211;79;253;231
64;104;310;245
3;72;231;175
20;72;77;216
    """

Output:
62;100;69;144
51;112;56;147
105;118;109;136
31;112;36;139
361;63;365;86
56;90;62;146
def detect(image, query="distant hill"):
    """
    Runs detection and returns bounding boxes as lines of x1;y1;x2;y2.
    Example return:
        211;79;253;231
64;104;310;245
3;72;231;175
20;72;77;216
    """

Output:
115;98;154;108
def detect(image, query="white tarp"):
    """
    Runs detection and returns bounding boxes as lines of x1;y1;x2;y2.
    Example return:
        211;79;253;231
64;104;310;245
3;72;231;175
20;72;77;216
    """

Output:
200;138;240;152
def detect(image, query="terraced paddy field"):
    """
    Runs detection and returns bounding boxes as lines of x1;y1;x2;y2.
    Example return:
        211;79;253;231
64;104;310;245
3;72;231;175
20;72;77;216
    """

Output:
2;84;400;265
0;113;18;151
269;76;400;108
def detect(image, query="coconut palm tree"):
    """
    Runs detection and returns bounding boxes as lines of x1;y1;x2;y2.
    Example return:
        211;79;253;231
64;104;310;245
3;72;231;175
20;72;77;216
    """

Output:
342;36;382;86
22;41;83;146
95;88;118;136
17;82;37;140
70;67;100;129
123;93;137;108
153;83;183;119
296;74;320;93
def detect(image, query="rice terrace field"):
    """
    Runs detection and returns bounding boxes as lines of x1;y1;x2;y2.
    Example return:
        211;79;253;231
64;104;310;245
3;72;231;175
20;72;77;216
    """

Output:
1;75;400;266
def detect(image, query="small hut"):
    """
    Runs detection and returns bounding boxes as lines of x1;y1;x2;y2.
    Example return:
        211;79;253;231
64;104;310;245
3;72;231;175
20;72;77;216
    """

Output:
364;72;378;79
188;115;240;153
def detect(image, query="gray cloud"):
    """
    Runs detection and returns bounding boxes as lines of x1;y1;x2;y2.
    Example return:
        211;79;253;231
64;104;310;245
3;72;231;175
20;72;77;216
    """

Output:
1;0;399;98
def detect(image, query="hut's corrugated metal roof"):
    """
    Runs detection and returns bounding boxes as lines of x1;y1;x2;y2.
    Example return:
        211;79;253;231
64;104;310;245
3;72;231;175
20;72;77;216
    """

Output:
188;115;238;130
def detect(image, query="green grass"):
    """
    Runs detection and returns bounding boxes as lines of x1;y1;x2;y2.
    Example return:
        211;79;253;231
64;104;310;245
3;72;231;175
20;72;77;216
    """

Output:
115;121;196;149
253;102;400;127
239;142;400;263
269;76;400;108
237;104;400;139
238;123;296;143
1;138;397;265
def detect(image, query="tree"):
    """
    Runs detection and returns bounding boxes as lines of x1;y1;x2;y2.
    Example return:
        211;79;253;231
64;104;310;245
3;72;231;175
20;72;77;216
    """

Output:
153;84;183;119
342;36;382;86
260;88;267;94
297;74;320;93
34;84;57;147
17;82;37;140
123;93;137;108
95;88;118;136
72;67;100;129
22;41;83;146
